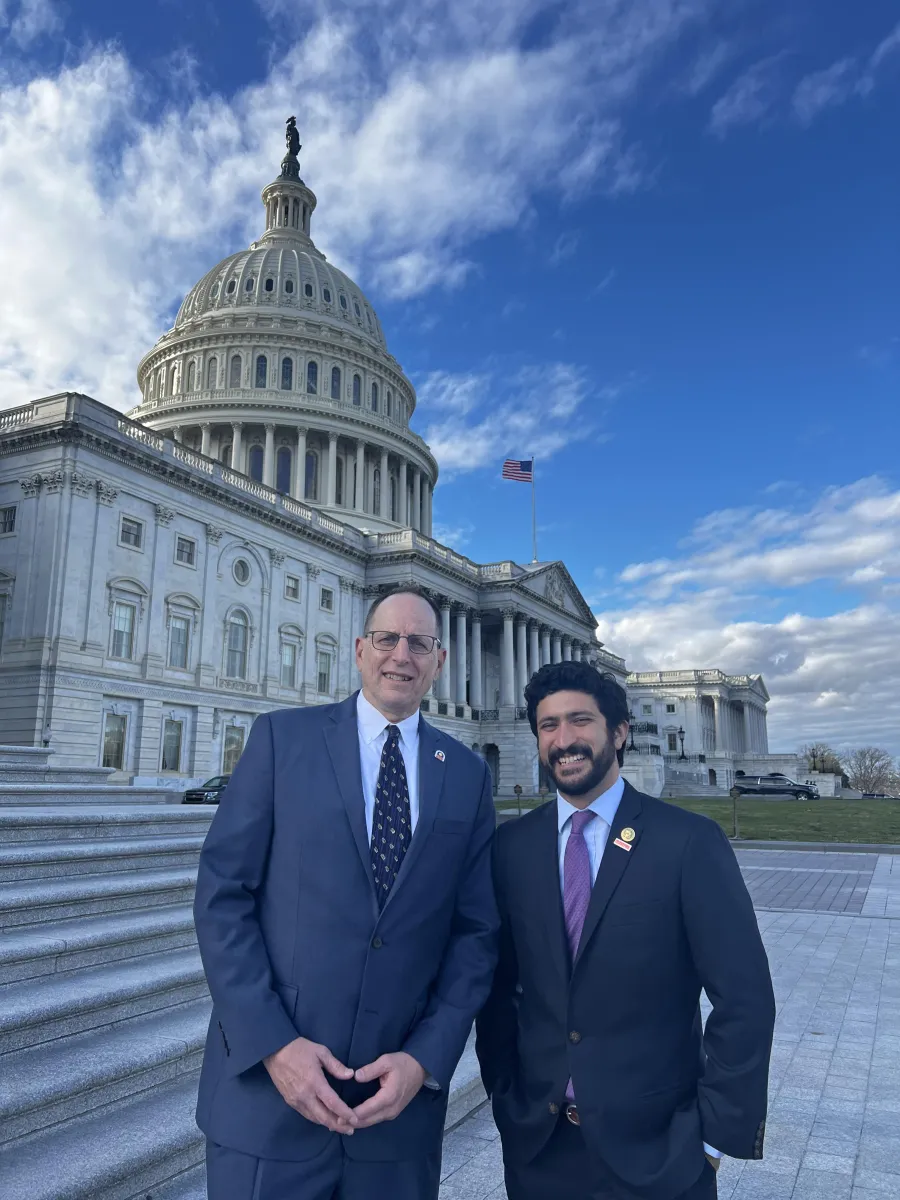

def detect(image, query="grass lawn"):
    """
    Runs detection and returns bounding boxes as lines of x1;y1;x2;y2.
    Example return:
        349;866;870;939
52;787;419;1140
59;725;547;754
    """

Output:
496;796;900;844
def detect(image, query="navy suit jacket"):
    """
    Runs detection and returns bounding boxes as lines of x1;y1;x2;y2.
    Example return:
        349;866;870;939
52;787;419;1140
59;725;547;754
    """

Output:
194;692;499;1162
476;783;776;1200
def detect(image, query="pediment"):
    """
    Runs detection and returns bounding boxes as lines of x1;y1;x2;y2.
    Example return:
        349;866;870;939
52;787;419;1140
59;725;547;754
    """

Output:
519;562;595;625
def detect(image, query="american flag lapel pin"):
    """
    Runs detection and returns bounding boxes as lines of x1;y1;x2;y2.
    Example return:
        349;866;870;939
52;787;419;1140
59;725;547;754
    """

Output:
434;749;445;762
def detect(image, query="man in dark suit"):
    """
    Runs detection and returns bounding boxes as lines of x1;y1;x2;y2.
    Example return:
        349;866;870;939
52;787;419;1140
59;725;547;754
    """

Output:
194;584;498;1199
476;662;775;1200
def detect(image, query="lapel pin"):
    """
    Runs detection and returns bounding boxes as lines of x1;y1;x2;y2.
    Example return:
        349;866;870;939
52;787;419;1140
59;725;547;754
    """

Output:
613;837;633;852
620;827;636;842
434;749;445;762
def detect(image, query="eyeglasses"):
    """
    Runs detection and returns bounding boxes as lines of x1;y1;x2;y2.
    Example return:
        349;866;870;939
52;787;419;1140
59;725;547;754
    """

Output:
366;631;441;655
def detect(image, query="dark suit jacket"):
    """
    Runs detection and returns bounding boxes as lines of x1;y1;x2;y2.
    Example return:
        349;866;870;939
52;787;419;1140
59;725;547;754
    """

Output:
475;782;775;1200
194;692;499;1162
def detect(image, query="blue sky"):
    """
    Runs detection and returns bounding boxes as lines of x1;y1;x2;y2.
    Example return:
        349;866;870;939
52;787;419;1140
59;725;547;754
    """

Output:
1;0;899;752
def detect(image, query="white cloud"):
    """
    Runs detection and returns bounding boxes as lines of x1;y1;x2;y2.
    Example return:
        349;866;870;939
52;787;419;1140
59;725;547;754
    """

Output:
684;41;732;95
595;478;900;752
871;20;900;70
0;0;714;412
792;58;858;125
549;230;580;266
709;55;782;137
0;0;61;47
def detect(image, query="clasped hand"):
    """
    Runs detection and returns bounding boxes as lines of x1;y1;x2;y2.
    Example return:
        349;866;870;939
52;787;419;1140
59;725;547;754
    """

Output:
264;1037;427;1134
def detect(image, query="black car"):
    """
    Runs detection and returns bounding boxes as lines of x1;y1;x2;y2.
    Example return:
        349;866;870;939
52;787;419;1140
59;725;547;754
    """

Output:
733;773;818;800
182;775;231;805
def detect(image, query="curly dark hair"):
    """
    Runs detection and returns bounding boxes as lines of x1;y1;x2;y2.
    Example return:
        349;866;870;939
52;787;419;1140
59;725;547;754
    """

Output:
524;661;630;766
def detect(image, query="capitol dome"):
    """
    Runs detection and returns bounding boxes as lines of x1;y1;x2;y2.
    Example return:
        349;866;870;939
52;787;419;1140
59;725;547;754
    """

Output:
129;121;437;536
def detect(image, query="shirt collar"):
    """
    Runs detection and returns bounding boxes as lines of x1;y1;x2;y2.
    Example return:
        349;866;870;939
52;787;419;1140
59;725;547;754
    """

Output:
357;689;420;748
557;774;625;834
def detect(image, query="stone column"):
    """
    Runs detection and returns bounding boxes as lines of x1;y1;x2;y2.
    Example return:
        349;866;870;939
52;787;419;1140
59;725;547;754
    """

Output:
541;626;551;666
501;609;516;707
529;621;541;680
470;615;483;709
712;694;724;752
355;441;366;511
562;637;572;662
516;618;528;702
173;426;183;444
425;481;433;536
438;602;452;702
293;427;307;500
551;633;562;664
327;433;338;506
399;460;408;525
263;423;275;488
379;448;390;519
413;469;422;533
231;422;243;473
200;423;211;458
573;643;583;662
743;703;753;754
455;607;468;705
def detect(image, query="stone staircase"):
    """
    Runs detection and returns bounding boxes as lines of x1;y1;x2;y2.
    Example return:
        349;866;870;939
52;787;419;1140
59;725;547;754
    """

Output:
0;804;215;1200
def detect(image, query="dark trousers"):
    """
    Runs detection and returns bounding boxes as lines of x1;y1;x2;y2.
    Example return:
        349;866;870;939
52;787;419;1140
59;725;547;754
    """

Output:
504;1118;718;1200
206;1137;440;1200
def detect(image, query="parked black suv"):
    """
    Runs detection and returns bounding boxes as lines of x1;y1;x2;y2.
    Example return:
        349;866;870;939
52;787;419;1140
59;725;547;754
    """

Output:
733;773;818;800
182;775;231;805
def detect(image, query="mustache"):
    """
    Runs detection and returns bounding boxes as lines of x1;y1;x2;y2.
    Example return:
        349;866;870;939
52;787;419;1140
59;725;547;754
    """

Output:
549;744;594;767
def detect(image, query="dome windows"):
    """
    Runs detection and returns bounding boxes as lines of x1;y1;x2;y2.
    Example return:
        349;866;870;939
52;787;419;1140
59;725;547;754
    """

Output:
307;360;318;395
248;446;263;482
281;357;293;390
340;294;348;311
352;374;361;405
255;355;267;388
370;382;378;411
245;278;255;292
386;389;392;417
323;288;332;304
354;301;361;318
226;280;236;295
229;355;242;388
207;358;218;390
285;279;294;294
211;284;220;299
264;278;274;293
304;283;313;298
331;366;341;400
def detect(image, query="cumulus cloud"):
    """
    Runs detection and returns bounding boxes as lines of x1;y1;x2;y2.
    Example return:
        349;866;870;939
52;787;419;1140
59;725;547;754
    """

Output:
595;479;900;752
0;0;713;411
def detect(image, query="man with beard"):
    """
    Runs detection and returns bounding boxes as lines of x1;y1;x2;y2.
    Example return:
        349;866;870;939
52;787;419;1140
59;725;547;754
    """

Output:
476;662;775;1200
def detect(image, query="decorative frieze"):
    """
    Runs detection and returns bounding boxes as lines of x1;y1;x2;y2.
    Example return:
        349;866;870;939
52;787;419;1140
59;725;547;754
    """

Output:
20;474;42;498
205;524;224;543
155;505;175;526
269;549;285;567
70;473;96;497
43;469;66;494
97;481;119;505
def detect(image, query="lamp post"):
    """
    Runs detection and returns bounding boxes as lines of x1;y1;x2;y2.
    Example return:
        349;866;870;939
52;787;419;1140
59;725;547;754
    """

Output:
810;750;818;773
628;710;637;753
678;726;687;760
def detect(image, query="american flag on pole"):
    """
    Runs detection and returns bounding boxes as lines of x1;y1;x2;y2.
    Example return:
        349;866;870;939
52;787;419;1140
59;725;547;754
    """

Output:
502;458;534;482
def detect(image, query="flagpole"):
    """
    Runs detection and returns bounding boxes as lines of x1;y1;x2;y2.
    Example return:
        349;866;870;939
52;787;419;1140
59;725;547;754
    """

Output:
530;456;538;562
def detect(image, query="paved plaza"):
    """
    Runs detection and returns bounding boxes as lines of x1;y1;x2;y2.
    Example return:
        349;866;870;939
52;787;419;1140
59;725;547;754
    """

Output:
440;848;900;1200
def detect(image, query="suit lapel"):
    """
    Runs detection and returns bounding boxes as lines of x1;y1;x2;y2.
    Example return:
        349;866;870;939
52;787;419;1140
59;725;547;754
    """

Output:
382;717;446;908
532;799;570;987
323;693;376;906
573;781;644;969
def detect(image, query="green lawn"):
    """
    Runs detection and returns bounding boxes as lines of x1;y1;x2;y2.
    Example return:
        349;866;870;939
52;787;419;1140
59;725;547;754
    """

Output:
495;795;900;844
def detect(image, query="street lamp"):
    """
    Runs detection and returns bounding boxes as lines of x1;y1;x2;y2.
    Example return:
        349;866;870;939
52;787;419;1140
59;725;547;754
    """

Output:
628;710;637;753
678;726;687;760
810;750;818;772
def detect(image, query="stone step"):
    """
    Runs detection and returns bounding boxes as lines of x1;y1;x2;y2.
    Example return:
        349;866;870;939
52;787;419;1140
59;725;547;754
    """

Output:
0;864;198;928
0;833;206;882
0;946;206;1053
0;805;214;843
0;903;196;984
0;999;209;1147
0;1074;205;1200
0;785;181;806
142;1164;207;1200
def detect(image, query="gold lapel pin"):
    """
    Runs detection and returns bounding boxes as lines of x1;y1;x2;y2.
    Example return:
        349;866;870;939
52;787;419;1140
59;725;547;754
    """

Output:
620;827;636;842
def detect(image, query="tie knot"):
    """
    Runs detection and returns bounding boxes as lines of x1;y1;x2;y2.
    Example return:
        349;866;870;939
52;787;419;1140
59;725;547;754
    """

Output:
570;809;596;835
386;724;401;743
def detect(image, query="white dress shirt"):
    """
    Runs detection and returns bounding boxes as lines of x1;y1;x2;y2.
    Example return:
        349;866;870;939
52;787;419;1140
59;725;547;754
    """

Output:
556;775;721;1161
357;690;420;841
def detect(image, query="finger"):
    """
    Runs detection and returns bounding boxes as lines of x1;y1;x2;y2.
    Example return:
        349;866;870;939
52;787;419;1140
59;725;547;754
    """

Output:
319;1049;355;1080
354;1055;392;1084
351;1086;400;1128
316;1080;359;1126
299;1096;356;1134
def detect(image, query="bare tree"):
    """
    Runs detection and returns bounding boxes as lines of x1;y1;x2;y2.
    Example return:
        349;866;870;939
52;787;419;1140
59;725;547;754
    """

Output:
799;742;845;777
841;747;900;795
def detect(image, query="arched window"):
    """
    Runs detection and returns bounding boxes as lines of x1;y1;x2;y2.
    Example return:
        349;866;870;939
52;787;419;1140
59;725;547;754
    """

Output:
229;355;241;388
285;279;294;294
304;282;313;298
390;475;397;521
186;361;195;392
305;450;319;500
386;389;392;417
255;355;267;389
248;445;263;482
370;382;378;411
221;443;232;467
307;360;318;394
373;468;381;514
340;294;348;310
335;457;344;506
352;374;361;405
276;447;292;495
226;280;236;295
281;357;293;390
226;612;248;680
323;288;332;304
168;365;178;395
264;278;274;292
331;366;341;400
206;357;218;390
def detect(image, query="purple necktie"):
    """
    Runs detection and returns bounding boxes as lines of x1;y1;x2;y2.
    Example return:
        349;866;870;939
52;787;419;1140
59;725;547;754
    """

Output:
563;809;596;1102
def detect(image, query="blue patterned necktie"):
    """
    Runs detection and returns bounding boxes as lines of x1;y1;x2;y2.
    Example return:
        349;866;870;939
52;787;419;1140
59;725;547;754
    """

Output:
370;725;412;907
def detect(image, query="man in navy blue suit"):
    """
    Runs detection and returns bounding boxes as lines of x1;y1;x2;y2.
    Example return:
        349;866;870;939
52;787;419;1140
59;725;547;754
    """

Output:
194;584;498;1199
476;662;775;1200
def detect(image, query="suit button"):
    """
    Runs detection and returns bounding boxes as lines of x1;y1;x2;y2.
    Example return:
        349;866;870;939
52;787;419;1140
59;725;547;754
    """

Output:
569;1031;581;1044
549;1102;559;1115
372;936;383;949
